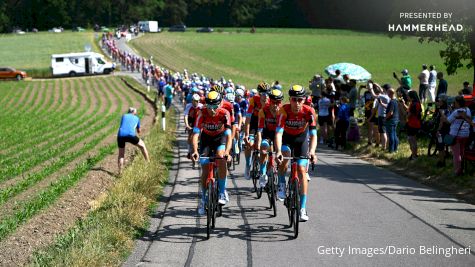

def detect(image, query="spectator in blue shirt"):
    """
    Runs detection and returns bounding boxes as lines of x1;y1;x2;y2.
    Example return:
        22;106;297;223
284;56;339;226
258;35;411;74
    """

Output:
335;97;350;150
385;88;399;153
164;81;174;110
117;107;150;174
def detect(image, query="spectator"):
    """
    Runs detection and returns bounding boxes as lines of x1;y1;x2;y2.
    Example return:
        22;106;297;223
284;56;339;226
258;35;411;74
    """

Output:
334;97;350;150
117;107;150;174
362;84;378;145
334;69;345;85
436;72;448;100
401;90;422;160
310;74;324;107
461;81;472;95
385;88;399;153
348;79;358;116
369;83;390;150
445;96;473;176
418;64;430;103
428;65;437;103
318;91;332;144
393;69;411;102
434;94;451;167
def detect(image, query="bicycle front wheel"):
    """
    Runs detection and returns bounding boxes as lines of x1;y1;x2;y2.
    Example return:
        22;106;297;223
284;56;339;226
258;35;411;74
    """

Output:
206;182;214;239
267;169;277;217
293;179;300;239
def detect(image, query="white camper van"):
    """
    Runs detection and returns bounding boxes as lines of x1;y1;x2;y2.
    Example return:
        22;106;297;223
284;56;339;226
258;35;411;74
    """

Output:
138;21;160;32
51;52;115;77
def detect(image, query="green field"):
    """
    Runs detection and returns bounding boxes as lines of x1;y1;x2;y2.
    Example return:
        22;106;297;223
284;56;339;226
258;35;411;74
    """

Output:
0;31;98;74
131;28;472;95
0;77;147;243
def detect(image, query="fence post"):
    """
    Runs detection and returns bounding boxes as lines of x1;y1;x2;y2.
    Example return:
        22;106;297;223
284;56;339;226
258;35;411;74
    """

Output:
161;104;166;131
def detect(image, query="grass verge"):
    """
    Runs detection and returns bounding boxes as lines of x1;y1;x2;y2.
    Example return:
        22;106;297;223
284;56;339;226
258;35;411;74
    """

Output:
31;81;176;266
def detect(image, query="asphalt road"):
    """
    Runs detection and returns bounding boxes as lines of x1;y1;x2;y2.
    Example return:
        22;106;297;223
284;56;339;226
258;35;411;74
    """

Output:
120;100;474;267
113;37;474;267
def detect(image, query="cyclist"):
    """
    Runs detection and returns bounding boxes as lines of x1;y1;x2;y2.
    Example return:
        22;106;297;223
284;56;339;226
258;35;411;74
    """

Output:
256;89;284;187
275;85;318;222
184;94;203;159
191;91;233;215
225;91;242;155
236;88;248;151
244;82;270;179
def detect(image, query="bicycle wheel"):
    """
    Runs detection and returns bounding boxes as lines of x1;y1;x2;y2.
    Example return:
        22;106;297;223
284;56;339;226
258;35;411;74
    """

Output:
212;182;217;228
427;136;438;156
267;169;277;217
206;182;213;239
293;179;300;239
286;182;293;227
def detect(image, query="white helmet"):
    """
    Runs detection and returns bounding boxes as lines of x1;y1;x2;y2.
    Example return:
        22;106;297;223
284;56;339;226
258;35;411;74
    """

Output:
192;94;200;101
235;89;244;97
225;93;235;103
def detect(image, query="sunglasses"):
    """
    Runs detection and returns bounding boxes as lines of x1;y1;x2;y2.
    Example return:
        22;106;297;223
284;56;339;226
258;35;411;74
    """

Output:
260;92;268;96
206;104;219;110
270;100;282;105
291;97;305;102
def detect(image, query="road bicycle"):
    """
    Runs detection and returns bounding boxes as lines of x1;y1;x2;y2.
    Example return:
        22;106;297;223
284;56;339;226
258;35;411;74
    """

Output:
261;149;277;217
200;156;225;239
280;156;314;239
249;149;262;199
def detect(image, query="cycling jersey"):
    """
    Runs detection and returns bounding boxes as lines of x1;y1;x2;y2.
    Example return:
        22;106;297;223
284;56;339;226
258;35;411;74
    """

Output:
184;103;203;126
221;100;235;124
233;102;241;125
246;95;267;117
258;104;279;139
239;99;249;117
277;104;317;136
193;107;231;137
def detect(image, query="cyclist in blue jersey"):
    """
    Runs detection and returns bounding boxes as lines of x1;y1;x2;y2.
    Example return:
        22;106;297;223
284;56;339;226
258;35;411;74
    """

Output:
117;107;150;174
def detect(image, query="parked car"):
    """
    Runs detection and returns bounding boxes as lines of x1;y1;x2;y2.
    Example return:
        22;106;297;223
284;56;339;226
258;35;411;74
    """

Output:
196;27;213;33
169;24;186;32
0;67;27;81
48;27;64;33
72;26;85;32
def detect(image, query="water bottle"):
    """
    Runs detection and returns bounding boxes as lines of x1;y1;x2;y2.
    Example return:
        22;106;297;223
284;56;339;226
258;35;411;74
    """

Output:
437;132;442;143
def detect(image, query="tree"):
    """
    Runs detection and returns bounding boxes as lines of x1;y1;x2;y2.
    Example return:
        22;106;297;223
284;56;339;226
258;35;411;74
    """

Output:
389;0;475;85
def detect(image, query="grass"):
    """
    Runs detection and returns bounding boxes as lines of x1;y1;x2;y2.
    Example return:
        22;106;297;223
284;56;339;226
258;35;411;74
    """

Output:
131;28;472;96
32;81;176;266
0;31;99;77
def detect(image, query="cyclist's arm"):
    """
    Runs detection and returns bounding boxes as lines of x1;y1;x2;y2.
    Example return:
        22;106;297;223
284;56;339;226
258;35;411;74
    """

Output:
275;108;285;155
192;112;203;154
224;111;233;156
244;98;254;137
256;109;265;150
308;109;318;156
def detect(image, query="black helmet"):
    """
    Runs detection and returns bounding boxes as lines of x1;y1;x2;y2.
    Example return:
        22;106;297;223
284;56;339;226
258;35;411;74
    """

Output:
289;85;306;97
269;89;284;101
211;84;224;95
257;82;271;93
206;90;222;105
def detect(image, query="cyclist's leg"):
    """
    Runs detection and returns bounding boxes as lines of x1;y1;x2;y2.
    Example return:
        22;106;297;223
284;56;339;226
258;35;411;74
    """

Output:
216;134;229;203
259;139;270;174
199;146;211;206
278;145;291;185
294;139;309;212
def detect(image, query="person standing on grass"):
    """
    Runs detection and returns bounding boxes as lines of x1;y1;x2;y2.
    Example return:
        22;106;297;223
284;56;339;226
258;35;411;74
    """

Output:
444;96;473;176
334;97;350;150
433;95;451;168
418;64;430;103
401;90;422;160
362;84;377;145
385;88;400;153
369;82;390;150
435;72;448;100
117;107;150;174
428;65;437;102
348;79;358;117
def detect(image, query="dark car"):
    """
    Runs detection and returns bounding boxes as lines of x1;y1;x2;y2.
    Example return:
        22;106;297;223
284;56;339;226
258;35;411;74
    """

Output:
196;27;213;33
0;67;27;81
169;24;186;32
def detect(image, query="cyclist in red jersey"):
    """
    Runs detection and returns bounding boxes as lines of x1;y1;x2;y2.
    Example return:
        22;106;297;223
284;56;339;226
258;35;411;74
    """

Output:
191;91;233;215
184;94;203;159
244;82;270;179
255;89;283;187
275;85;318;222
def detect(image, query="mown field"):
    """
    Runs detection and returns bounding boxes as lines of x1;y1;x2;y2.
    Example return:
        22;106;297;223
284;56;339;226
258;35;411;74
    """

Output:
0;76;153;265
131;28;472;95
0;31;99;76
